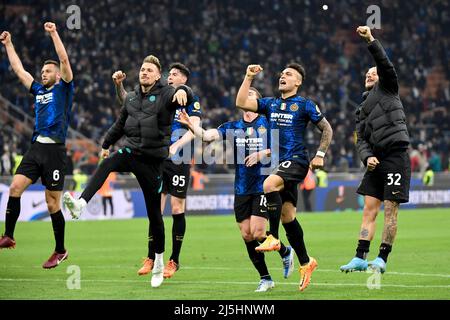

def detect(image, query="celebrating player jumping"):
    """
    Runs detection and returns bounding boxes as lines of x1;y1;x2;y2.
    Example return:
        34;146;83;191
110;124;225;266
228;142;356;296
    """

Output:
340;26;411;274
236;63;333;291
112;62;202;279
0;22;74;268
178;88;295;292
63;55;194;288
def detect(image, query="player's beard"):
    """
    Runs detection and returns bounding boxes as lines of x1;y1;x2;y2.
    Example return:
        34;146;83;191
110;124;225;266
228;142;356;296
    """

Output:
365;82;375;90
140;78;156;88
43;78;56;88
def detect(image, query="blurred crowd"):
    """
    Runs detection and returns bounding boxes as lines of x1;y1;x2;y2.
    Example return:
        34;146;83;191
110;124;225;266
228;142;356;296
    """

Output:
0;0;449;175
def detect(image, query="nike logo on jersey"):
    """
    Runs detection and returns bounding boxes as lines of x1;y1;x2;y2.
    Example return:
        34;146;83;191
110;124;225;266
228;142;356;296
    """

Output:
392;191;401;195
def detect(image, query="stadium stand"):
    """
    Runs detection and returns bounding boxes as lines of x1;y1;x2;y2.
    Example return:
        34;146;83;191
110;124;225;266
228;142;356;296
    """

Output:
0;0;448;174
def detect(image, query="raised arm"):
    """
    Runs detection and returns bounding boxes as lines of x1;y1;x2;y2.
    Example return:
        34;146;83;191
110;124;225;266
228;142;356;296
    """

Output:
170;115;201;156
0;31;34;90
171;85;195;109
236;65;263;112
357;26;398;93
177;110;220;142
112;70;127;105
44;22;73;83
310;118;333;170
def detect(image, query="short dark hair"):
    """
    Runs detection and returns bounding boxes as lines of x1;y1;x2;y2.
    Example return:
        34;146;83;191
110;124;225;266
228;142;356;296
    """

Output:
286;63;306;81
169;62;190;79
249;87;262;99
44;60;59;68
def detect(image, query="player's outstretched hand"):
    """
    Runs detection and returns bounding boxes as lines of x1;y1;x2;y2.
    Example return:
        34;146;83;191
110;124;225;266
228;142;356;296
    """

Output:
101;148;110;159
177;109;191;126
367;156;380;171
44;22;57;33
177;109;192;127
246;64;263;79
112;70;126;85
172;89;188;106
0;31;11;45
310;156;324;170
356;26;375;43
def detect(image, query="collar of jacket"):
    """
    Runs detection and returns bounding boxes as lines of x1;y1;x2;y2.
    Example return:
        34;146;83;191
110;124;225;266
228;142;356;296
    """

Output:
134;80;165;97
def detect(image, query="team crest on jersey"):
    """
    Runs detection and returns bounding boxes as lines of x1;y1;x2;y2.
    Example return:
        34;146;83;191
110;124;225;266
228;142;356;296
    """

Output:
194;102;201;110
246;127;254;135
290;103;299;112
257;125;267;134
280;103;287;110
148;95;156;102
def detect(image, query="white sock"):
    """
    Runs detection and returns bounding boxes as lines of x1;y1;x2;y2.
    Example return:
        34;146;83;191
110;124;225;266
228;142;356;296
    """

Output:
155;253;164;264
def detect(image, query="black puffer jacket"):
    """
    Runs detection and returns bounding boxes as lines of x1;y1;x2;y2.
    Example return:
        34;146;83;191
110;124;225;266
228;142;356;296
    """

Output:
102;80;193;159
355;39;410;165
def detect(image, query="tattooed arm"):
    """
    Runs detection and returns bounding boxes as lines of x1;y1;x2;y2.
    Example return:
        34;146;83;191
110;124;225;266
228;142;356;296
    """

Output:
310;118;333;170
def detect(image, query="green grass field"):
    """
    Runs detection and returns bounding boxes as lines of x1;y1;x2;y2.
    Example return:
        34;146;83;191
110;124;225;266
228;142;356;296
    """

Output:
1;208;449;300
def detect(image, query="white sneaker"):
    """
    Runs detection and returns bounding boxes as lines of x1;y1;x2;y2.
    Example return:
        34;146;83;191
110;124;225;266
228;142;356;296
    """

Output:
63;192;86;219
254;279;275;292
282;246;295;279
151;258;164;288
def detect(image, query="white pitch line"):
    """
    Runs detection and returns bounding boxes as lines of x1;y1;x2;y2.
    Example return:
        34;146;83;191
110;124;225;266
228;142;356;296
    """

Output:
1;265;449;278
0;278;449;289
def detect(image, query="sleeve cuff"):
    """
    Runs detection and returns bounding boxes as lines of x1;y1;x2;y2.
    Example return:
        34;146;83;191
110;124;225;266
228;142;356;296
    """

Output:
102;141;110;150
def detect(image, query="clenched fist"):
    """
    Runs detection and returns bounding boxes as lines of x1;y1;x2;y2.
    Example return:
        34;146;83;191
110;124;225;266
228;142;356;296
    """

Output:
366;156;380;171
44;22;57;33
0;31;11;45
310;156;324;170
356;26;375;43
246;64;263;79
112;70;126;85
100;148;110;159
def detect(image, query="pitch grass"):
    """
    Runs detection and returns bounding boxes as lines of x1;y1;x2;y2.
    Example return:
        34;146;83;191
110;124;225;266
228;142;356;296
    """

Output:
1;208;449;300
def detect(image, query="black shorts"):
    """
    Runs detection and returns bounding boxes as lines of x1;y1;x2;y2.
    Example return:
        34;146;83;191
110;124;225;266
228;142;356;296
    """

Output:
272;160;308;207
234;194;269;223
15;142;67;191
161;160;191;199
357;150;411;203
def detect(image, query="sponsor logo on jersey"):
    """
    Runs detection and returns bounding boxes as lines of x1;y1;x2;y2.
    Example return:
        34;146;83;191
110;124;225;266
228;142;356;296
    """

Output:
271;113;294;120
36;92;53;104
236;137;263;144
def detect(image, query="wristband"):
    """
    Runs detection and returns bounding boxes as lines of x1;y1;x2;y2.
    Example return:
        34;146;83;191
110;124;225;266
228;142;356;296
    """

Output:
316;151;325;158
